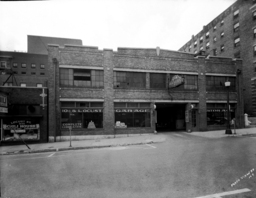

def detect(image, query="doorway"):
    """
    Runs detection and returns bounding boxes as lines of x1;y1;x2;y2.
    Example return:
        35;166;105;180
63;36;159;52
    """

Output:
155;103;186;132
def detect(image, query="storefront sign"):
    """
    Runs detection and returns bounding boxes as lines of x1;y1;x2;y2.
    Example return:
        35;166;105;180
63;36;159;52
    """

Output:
62;122;82;129
3;120;39;131
61;109;102;113
2;119;40;141
115;109;150;113
169;75;184;88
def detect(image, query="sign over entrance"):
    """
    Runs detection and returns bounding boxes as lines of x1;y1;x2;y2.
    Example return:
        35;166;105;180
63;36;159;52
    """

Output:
169;75;184;88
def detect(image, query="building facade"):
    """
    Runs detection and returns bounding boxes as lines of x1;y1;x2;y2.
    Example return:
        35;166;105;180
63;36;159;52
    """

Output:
0;87;48;143
47;45;244;141
179;0;256;116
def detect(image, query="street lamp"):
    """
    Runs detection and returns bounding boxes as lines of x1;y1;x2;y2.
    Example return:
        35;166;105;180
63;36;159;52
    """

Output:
225;81;232;134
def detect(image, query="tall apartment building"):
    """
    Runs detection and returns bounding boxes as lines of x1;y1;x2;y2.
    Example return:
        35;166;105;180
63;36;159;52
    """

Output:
179;0;256;116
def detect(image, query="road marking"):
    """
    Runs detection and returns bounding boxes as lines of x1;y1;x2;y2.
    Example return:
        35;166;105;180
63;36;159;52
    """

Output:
145;144;156;148
195;188;251;198
48;152;55;157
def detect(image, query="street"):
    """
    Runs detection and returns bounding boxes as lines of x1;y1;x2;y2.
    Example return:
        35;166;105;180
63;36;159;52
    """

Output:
1;132;256;198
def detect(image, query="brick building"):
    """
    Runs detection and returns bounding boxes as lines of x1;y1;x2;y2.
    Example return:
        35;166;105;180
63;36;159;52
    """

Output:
47;45;244;141
179;0;256;116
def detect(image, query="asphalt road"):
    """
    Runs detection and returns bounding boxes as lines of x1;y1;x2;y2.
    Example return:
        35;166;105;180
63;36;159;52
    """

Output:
1;132;256;198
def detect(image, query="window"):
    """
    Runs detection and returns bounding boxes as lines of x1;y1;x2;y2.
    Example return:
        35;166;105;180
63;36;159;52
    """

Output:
206;32;210;39
184;75;198;90
206;42;210;49
194;41;197;47
31;72;36;75
213;36;217;43
20;83;26;87
233;9;239;19
114;71;146;89
31;64;36;68
234;51;240;58
220;45;225;52
254;28;256;38
60;68;104;88
221;20;224;26
40;64;45;69
206;76;236;91
220;31;224;38
189;46;191;52
61;102;103;129
40;72;45;75
200;46;204;51
114;103;151;128
254;46;256;56
13;63;17;68
150;73;166;89
213;26;217;31
207;103;236;126
194;50;198;54
0;61;7;69
200;36;203;43
213;49;217;56
234;37;240;47
253;11;256;20
21;63;26;68
36;84;43;87
21;71;26;75
234;22;239;32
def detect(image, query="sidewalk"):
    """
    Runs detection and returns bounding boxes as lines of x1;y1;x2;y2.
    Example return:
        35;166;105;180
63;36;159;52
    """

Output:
0;134;166;156
187;127;256;138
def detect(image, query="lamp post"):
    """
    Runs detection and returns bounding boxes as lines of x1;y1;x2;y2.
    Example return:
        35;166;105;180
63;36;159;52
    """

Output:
225;81;232;134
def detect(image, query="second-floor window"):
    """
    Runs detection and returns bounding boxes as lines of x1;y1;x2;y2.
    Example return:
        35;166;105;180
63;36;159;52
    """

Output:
31;64;36;68
60;68;104;88
21;63;26;68
150;73;166;89
213;49;217;56
206;76;236;91
114;71;146;89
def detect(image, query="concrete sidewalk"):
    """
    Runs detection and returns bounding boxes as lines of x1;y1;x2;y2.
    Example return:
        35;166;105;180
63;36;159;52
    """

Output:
1;127;255;156
0;134;166;156
187;127;256;138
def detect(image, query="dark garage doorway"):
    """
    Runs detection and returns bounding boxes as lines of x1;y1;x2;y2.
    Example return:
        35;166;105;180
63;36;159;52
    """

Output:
156;103;186;132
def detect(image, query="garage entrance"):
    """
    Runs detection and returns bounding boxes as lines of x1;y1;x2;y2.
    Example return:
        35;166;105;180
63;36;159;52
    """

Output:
155;103;186;132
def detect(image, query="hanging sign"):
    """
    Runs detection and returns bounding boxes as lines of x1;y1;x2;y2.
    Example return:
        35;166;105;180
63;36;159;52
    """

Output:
169;75;184;88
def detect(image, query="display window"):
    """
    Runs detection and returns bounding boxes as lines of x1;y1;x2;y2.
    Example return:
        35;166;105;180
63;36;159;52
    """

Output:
2;118;40;141
61;102;103;129
114;102;151;128
207;103;235;126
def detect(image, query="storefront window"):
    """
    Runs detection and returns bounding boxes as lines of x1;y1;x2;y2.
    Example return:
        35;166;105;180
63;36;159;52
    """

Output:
2;118;40;141
114;103;151;128
207;103;235;126
61;102;103;129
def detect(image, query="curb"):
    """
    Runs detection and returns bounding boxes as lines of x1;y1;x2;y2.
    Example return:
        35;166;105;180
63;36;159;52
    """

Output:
0;139;164;156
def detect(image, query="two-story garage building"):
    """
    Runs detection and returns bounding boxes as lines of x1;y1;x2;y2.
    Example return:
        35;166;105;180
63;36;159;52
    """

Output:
47;45;244;141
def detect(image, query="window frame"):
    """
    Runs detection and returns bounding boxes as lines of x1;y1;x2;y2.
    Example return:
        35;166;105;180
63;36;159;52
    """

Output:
40;64;45;69
21;63;26;68
234;37;240;47
220;45;225;52
233;22;239;32
233;9;239;19
31;63;36;69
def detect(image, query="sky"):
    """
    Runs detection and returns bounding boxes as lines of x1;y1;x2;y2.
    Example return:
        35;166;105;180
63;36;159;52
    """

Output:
0;0;236;52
